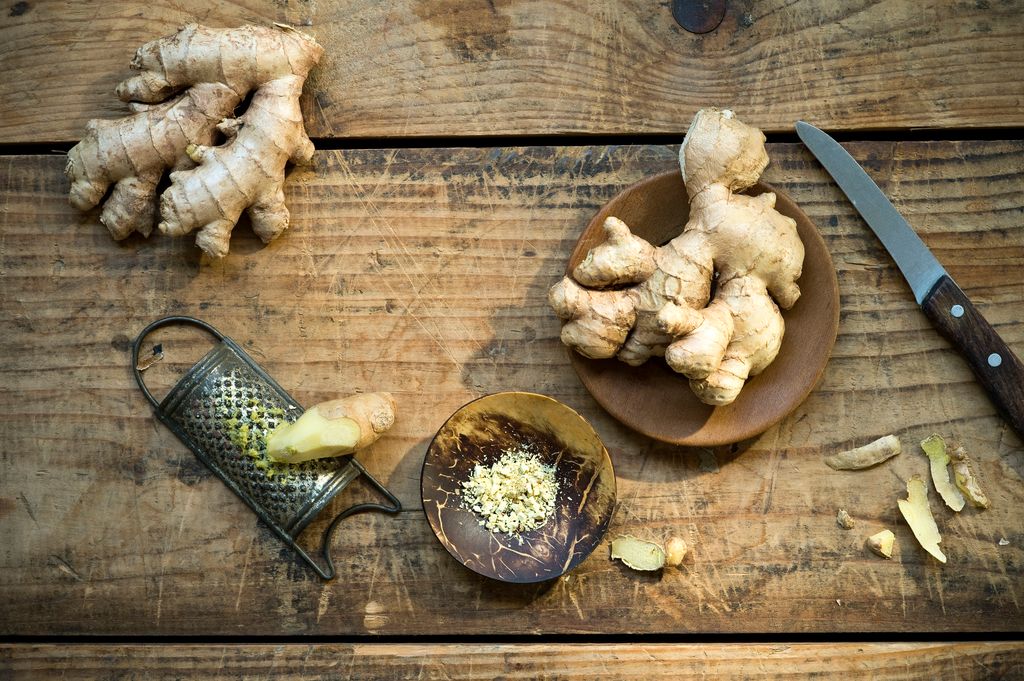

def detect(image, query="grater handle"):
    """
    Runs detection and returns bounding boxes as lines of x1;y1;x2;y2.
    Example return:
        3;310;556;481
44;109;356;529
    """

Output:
131;316;226;408
298;459;403;580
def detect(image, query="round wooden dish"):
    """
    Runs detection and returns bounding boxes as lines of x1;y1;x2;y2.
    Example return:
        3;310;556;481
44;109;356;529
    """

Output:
566;170;840;447
421;392;616;583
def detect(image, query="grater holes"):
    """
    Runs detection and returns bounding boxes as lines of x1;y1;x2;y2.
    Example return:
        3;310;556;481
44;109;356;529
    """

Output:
173;359;351;527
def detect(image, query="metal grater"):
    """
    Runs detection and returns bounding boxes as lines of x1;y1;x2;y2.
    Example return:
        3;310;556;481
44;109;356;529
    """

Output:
131;316;401;580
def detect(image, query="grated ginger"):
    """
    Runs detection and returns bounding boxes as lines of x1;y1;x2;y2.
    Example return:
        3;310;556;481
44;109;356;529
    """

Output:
460;448;558;537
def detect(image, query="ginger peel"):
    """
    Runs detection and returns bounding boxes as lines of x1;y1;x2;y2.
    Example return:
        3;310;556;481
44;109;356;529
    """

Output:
66;24;323;258
550;109;804;406
950;444;990;509
898;476;947;564
825;434;902;470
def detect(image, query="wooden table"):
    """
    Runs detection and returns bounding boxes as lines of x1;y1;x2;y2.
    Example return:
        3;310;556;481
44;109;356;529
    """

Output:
2;1;1023;677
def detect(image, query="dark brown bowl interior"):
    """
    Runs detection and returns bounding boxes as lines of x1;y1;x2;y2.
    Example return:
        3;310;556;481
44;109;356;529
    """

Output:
567;170;840;447
420;392;616;583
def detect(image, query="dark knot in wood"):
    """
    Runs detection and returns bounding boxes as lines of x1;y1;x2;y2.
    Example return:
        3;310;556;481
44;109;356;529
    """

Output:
672;0;727;34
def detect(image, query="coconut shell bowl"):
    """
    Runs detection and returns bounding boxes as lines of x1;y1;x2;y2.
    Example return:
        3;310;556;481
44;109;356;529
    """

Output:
420;392;616;583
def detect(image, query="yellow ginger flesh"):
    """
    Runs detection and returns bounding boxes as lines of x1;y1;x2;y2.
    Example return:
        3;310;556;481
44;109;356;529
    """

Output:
611;536;667;571
610;536;688;571
898;476;946;564
920;434;966;512
866;529;895;559
267;393;396;464
549;109;804;406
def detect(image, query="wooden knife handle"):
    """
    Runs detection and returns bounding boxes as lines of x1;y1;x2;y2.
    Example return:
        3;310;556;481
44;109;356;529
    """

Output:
921;274;1024;439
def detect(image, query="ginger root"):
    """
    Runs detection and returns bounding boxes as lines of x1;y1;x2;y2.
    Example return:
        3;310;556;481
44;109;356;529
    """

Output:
66;24;323;258
266;393;396;464
550;109;804;406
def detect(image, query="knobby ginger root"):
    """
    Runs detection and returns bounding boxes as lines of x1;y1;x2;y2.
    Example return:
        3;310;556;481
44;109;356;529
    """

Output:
549;109;804;406
825;435;901;470
866;529;895;559
66;24;323;258
898;476;946;564
266;393;396;464
920;434;966;512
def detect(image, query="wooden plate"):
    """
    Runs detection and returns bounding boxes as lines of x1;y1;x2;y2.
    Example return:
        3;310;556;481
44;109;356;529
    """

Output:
420;392;616;583
566;170;840;447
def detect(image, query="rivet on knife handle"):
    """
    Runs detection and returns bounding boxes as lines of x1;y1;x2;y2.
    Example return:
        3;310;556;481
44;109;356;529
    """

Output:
921;275;1024;437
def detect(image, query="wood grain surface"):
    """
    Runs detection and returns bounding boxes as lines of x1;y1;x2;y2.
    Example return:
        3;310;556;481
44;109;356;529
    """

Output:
3;642;1023;680
1;142;1023;636
2;0;1023;143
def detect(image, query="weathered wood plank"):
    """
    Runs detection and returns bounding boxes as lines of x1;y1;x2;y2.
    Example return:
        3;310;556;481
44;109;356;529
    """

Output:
3;642;1023;680
1;0;1022;143
1;142;1022;636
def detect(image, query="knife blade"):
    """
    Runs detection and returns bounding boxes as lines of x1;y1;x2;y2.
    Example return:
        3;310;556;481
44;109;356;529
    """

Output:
797;121;1024;439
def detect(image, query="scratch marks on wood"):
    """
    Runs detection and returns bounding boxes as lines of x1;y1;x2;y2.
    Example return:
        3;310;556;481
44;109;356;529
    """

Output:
316;586;332;623
363;600;389;631
17;492;37;525
236;536;256;612
48;554;83;581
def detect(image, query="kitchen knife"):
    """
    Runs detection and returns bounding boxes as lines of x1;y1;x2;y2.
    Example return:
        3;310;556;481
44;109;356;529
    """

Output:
796;121;1024;439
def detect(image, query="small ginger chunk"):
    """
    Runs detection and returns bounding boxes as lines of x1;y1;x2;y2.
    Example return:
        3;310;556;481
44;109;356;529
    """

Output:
664;537;689;567
611;536;689;571
611;536;667;571
866;529;895;559
836;509;855;530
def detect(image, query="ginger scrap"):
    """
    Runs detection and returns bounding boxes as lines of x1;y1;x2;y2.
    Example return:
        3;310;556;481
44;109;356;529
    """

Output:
920;435;966;512
66;24;323;258
611;535;688;571
266;393;396;463
836;509;855;530
825;435;901;470
664;536;689;567
550;109;804;406
897;476;946;564
950;444;990;509
866;529;895;559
